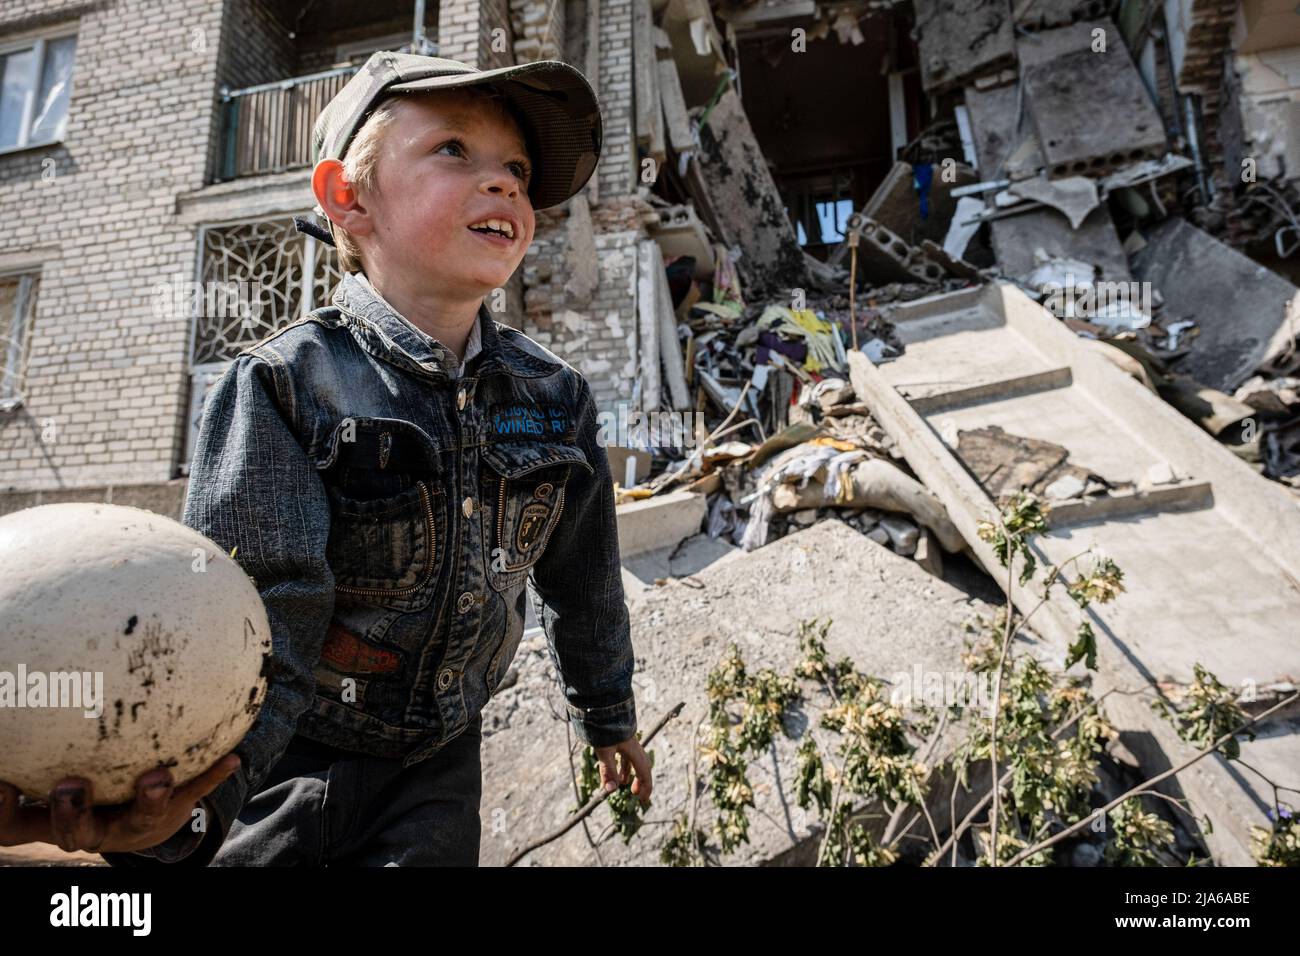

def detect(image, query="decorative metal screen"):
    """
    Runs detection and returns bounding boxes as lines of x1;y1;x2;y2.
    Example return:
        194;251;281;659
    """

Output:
191;215;342;366
183;214;343;471
0;272;38;409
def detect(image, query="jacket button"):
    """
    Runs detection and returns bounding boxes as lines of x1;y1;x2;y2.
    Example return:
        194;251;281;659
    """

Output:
437;668;454;691
457;591;474;613
462;496;474;518
457;388;467;410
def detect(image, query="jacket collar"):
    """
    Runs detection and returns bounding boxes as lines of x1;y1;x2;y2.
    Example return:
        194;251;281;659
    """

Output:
330;271;559;381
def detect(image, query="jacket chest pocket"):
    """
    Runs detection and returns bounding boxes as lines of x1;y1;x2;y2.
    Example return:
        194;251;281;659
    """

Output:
481;441;592;591
316;417;447;612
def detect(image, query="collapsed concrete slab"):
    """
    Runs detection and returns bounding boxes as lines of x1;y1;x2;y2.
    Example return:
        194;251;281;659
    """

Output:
1130;217;1300;392
1013;0;1108;31
694;87;811;297
479;520;1013;866
991;205;1132;281
962;65;1136;282
1018;21;1168;179
914;0;1016;94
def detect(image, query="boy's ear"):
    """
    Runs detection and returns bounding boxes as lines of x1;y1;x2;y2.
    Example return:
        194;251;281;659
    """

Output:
312;159;372;237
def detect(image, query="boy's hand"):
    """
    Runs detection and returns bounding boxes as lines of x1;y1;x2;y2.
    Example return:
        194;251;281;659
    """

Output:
593;736;653;808
0;754;240;854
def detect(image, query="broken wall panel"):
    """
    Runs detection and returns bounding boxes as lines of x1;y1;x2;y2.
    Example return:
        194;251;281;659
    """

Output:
914;0;1016;94
1129;218;1300;391
1019;19;1168;178
633;0;666;165
965;83;1045;179
990;205;1132;280
1013;0;1109;31
694;87;810;297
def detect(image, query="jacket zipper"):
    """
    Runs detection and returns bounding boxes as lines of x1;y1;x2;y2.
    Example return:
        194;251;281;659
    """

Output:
335;479;437;598
497;475;567;572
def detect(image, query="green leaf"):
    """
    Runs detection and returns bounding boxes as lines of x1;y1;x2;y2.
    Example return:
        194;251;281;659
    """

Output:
1065;622;1097;671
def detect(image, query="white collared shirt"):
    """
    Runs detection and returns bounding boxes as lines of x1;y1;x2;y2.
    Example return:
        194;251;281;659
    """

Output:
356;273;483;378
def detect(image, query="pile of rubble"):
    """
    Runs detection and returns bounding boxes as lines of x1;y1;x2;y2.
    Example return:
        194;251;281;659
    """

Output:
614;0;1300;557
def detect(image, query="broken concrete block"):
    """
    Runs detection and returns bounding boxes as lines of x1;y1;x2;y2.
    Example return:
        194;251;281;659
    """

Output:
1007;175;1100;229
478;521;1002;866
914;0;1016;94
830;161;979;268
615;488;707;558
769;457;965;552
857;161;915;237
695;88;810;297
964;83;1045;180
991;205;1131;282
850;216;948;284
1129;218;1300;392
649;204;715;278
1018;20;1167;178
878;515;920;556
914;528;946;578
865;525;891;546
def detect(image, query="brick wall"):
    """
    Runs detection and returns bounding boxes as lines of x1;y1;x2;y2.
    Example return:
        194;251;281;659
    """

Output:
510;0;564;62
0;0;226;492
595;0;635;199
0;0;650;503
507;0;647;415
521;196;652;411
438;0;517;69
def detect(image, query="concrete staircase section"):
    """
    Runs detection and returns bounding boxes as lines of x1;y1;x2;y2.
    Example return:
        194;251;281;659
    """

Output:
849;281;1300;864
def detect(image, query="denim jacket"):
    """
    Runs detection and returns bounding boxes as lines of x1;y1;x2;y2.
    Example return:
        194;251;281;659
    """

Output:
103;270;636;866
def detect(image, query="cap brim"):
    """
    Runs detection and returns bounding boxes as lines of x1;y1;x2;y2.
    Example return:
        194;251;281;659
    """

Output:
387;60;601;210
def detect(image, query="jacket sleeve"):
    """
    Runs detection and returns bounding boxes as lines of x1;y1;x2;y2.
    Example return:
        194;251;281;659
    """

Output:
526;379;638;748
101;349;336;866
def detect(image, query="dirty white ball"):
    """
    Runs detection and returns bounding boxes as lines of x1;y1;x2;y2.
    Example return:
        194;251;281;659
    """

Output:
0;503;269;804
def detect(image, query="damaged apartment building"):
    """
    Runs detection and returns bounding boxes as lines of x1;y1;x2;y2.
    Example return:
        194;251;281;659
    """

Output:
1;0;1298;509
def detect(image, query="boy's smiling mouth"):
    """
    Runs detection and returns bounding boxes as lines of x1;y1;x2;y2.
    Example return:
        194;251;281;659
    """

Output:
467;218;516;243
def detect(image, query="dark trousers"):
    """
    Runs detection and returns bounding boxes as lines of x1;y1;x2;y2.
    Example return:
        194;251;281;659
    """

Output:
210;715;483;866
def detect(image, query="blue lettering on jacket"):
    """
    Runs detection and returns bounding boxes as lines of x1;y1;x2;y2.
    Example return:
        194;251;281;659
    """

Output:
490;403;569;439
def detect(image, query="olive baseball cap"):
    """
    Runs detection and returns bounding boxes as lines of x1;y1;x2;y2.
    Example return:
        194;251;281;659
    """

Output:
298;51;602;245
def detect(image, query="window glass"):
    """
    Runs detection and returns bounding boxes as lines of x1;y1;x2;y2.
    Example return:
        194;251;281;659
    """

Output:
0;47;36;149
30;36;76;143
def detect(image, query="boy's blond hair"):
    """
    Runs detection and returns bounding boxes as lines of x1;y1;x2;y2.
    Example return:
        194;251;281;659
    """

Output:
331;86;532;274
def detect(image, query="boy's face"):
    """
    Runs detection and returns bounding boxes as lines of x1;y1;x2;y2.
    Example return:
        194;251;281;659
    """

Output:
360;90;536;297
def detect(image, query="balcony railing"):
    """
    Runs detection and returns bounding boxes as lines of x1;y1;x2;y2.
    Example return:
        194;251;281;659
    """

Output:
216;65;361;180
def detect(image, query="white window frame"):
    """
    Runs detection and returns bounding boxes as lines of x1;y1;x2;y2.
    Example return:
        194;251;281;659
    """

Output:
0;269;38;412
335;31;420;64
0;28;78;156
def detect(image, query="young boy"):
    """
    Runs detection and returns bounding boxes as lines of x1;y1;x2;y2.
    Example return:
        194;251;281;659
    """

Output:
0;51;650;866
